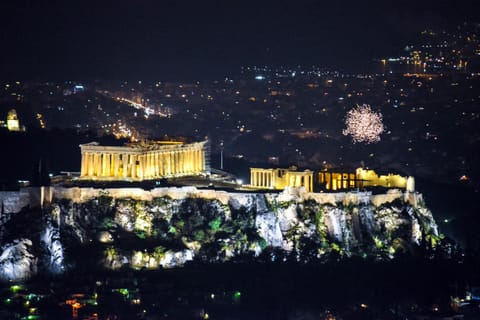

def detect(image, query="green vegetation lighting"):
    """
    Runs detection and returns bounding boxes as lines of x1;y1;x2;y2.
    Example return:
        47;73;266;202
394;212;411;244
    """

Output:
10;284;23;293
5;298;11;305
233;291;241;302
115;288;129;297
135;231;147;239
373;236;384;249
208;217;222;231
388;246;396;255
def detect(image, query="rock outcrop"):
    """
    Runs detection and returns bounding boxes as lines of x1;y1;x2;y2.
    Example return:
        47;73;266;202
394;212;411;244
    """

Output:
0;186;448;281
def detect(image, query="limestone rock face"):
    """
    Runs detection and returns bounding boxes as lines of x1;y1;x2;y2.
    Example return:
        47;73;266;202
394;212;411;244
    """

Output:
40;220;65;274
0;187;450;280
0;239;37;280
255;211;283;248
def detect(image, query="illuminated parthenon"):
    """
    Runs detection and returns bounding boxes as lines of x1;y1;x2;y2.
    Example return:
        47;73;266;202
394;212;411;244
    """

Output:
80;140;210;181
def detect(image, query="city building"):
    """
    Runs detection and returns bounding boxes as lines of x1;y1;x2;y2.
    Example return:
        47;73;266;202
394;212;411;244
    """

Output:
319;168;415;192
6;109;22;131
79;140;210;181
250;166;414;193
249;167;314;192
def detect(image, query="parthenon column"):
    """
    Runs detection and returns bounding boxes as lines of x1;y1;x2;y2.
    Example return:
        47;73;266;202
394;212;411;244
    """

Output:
81;153;87;176
151;153;156;177
134;154;139;179
179;151;183;174
185;150;190;173
182;150;187;174
113;154;120;178
159;152;163;176
165;152;170;175
149;153;154;177
163;152;167;176
192;150;196;173
173;152;178;175
167;152;171;175
154;153;158;176
88;153;94;176
175;151;179;175
145;154;151;178
152;153;156;176
100;154;105;176
122;154;127;178
184;150;189;173
129;154;135;179
178;151;183;174
193;149;198;172
193;149;197;172
184;150;188;173
139;155;145;179
106;153;112;177
153;153;158;177
94;153;100;176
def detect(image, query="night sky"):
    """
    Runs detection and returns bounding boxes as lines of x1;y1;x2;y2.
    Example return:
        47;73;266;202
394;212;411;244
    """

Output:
1;0;479;81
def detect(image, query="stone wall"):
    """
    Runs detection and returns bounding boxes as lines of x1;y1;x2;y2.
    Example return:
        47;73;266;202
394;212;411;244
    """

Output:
305;191;372;206
0;188;41;214
0;187;54;216
51;186;232;205
1;186;419;213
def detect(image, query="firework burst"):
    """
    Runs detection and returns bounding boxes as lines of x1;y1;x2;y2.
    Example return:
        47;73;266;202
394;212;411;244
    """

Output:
343;104;384;144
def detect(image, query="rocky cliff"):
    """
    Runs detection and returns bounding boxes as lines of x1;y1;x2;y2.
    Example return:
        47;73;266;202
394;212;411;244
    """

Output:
0;187;450;281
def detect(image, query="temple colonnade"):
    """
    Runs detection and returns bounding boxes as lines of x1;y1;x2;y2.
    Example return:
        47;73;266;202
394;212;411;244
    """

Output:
250;168;313;192
80;141;208;180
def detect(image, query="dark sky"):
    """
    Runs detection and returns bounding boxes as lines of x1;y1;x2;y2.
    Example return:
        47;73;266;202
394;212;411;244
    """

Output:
1;0;479;81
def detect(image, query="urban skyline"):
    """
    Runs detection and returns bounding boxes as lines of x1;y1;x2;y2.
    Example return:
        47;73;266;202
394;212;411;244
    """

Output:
1;0;480;80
